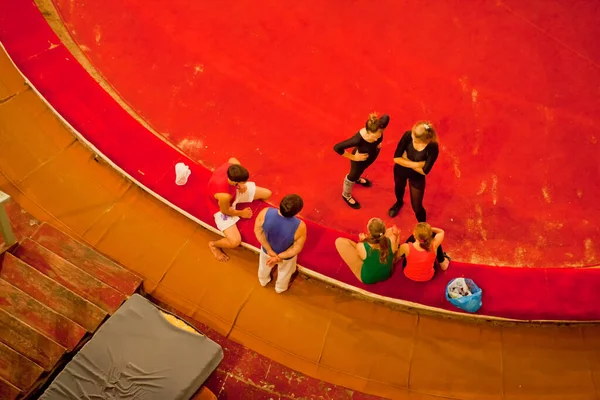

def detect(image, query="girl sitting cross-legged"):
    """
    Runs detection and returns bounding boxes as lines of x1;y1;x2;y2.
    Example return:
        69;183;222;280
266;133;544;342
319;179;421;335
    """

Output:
397;222;450;282
335;218;400;284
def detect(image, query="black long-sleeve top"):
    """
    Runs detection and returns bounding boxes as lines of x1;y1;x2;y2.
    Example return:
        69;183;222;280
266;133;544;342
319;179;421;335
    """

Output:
333;131;383;162
393;131;439;175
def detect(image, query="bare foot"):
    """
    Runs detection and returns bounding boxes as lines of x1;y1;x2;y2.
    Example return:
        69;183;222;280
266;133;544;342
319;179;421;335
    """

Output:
209;242;229;262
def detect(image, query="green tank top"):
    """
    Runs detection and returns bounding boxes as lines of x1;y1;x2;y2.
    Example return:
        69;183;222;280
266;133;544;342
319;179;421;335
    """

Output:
361;240;394;284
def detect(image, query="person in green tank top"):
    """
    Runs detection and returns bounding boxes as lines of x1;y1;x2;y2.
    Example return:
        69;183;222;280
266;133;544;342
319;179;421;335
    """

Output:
335;218;400;284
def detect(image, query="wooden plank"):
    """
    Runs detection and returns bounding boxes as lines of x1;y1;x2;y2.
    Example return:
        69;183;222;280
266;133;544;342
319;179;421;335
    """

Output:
0;376;22;400
0;340;44;391
0;42;26;99
1;253;107;332
3;199;41;240
191;387;218;400
0;278;86;350
14;239;127;313
0;308;65;371
31;223;142;295
0;204;16;247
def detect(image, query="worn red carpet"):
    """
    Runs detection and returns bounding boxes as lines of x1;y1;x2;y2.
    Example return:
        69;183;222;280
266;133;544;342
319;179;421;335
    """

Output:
49;0;600;268
1;0;600;320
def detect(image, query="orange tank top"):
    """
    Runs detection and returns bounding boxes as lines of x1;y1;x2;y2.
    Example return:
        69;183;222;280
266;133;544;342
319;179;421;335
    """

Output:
404;243;436;282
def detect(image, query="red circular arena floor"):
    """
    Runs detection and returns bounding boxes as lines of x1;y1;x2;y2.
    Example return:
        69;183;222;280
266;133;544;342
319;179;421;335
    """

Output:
52;0;599;267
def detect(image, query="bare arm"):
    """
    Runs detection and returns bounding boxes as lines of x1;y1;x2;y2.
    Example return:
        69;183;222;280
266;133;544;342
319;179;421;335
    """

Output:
431;227;445;249
216;193;244;217
254;209;275;254
356;242;367;260
277;221;307;259
397;243;410;258
385;227;400;253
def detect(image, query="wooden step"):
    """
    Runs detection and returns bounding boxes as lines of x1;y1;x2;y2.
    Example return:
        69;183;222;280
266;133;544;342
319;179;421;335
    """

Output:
14;239;127;313
0;243;11;255
3;199;41;241
0;376;21;400
0;308;65;371
0;279;86;350
31;223;142;295
0;340;44;392
1;253;107;332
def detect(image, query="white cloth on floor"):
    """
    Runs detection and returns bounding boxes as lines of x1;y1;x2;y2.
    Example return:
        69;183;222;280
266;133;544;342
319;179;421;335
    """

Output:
175;162;191;185
448;278;472;299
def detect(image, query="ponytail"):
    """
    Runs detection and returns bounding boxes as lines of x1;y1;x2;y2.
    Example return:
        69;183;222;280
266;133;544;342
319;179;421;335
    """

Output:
363;217;390;264
377;234;390;264
419;237;432;252
413;222;433;252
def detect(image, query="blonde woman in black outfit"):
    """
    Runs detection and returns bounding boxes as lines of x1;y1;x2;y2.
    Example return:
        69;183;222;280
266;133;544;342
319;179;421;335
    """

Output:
333;113;390;209
389;121;439;221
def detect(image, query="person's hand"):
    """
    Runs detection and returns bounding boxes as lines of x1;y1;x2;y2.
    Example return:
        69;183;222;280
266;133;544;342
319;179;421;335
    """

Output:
267;249;277;258
377;143;383;149
237;183;248;194
354;152;368;162
391;225;400;236
358;233;367;241
240;207;253;219
266;255;280;268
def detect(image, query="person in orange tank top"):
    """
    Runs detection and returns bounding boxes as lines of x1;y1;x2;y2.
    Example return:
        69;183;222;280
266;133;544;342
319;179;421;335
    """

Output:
396;222;450;282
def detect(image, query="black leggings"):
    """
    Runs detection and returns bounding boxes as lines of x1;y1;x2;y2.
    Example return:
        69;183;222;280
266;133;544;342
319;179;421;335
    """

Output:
393;165;426;222
348;157;377;182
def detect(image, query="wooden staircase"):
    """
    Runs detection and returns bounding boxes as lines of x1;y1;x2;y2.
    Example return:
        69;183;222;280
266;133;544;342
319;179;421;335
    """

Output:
0;200;143;399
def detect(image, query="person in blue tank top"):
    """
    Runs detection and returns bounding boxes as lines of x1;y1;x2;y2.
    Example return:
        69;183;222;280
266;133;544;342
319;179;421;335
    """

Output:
254;194;307;293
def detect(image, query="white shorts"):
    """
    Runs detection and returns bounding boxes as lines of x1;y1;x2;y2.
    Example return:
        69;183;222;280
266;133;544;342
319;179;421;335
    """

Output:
213;181;256;232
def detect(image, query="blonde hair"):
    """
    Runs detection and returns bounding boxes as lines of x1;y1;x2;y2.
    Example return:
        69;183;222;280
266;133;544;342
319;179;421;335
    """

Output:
362;218;390;264
412;120;438;143
413;222;433;252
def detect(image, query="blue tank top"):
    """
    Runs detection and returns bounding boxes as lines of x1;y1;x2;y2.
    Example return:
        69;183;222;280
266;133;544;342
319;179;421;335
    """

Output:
262;208;301;255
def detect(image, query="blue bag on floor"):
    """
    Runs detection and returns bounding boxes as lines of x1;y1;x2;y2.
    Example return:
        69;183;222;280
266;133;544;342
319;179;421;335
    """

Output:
445;278;482;313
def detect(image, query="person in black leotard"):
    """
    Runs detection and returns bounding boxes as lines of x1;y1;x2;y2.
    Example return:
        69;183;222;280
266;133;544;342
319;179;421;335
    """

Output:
388;120;439;221
333;113;390;209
